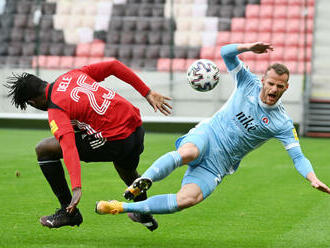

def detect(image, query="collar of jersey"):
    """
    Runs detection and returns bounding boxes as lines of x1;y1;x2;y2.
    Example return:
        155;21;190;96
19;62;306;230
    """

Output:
258;95;281;109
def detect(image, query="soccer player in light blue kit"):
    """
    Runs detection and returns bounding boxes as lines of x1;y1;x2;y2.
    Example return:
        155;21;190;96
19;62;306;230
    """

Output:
96;42;330;219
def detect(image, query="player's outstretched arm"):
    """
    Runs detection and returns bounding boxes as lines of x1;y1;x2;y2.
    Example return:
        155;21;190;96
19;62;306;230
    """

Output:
237;42;274;54
145;90;172;116
306;171;330;194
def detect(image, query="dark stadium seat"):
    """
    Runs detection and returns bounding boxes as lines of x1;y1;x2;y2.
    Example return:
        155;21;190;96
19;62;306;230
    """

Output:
138;5;153;17
149;18;163;31
39;30;52;43
218;18;231;31
148;32;162;45
16;2;32;15
49;43;65;56
39;42;50;55
130;58;145;70
0;29;10;42
221;0;235;4
233;6;246;18
19;56;32;68
1;14;14;28
42;2;56;15
134;31;148;45
247;0;260;3
144;58;157;70
109;18;123;31
234;0;247;5
159;45;170;58
125;5;139;17
0;42;9;56
136;19;150;31
120;32;135;44
122;19;137;31
22;43;35;56
63;44;77;56
145;45;160;59
152;6;164;17
40;15;54;30
104;44;119;58
174;46;187;58
4;1;16;14
6;56;20;67
94;31;107;42
132;45;146;58
107;31;121;44
112;5;125;17
10;28;24;42
51;30;64;43
219;5;234;19
24;29;36;42
206;5;220;17
161;32;172;45
13;14;28;28
187;47;201;59
119;45;133;59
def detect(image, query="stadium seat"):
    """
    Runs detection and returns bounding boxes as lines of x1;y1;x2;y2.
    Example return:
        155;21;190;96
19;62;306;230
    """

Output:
22;43;35;56
10;28;24;42
19;56;32;68
145;45;161;59
76;43;91;57
130;58;145;70
271;33;285;46
216;31;231;46
284;47;299;61
259;5;273;19
13;14;28;28
138;5;153;17
90;42;105;57
231;18;245;32
78;27;93;46
307;6;314;19
107;31;121;44
109;18;123;31
245;18;259;32
242;51;256;61
298;61;311;73
254;60;269;73
32;55;47;68
97;1;113;16
40;16;53;30
51;30;65;43
120;32;135;44
24;29;36;43
272;19;286;33
175;31;189;46
73;57;89;68
285;61;298;73
157;58;171;71
285;33;300;47
0;42;8;56
188;32;202;46
286;19;301;33
144;59;158;70
159;45;170;58
88;57;103;65
64;44;77;56
152;5;164;17
243;32;258;43
174;46;187;58
148;32;162;45
133;45;147;58
202;31;217;46
233;6;246;18
42;2;56;15
172;58;187;72
125;5;139;17
187;47;201;59
149;18;164;31
56;1;72;15
200;47;216;59
59;56;74;69
261;0;274;5
230;32;244;43
298;33;313;47
286;6;302;19
119;45;133;59
136;19;150;31
258;32;272;43
104;44;119;58
298;47;312;62
204;17;218;32
256;51;270;62
6;56;20;68
273;5;287;19
16;2;31;14
192;4;207;17
273;0;288;5
1;14;14;28
218;18;231;31
269;47;284;62
49;43;65;56
245;5;260;19
134;31;148;45
219;5;234;18
258;18;272;32
161;32;172;45
46;56;61;69
177;4;193;17
112;4;125;17
53;14;69;30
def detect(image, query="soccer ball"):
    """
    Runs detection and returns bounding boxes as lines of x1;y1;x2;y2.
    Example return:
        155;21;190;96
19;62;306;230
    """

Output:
186;59;220;92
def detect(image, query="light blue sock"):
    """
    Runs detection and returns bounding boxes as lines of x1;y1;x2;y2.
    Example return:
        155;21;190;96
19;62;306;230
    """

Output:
123;194;180;214
142;151;182;182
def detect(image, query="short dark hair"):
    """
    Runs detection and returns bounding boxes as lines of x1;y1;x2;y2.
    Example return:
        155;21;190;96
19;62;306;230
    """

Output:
5;73;48;110
265;63;290;80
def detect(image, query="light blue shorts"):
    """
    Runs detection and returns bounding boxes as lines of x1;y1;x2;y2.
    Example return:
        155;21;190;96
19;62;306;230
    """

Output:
176;123;222;199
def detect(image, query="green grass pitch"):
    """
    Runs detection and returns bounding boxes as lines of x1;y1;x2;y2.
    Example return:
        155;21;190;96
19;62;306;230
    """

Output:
0;128;330;248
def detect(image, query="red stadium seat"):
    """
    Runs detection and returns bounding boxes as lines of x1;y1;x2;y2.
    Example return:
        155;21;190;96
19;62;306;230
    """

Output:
90;41;105;57
307;6;314;19
272;19;286;33
74;57;89;68
59;56;74;69
261;0;274;5
298;33;313;47
185;58;196;70
298;61;311;73
271;33;286;46
258;19;272;32
286;19;301;33
245;19;259;32
76;43;91;57
298;47;312;62
172;58;186;72
245;5;260;19
215;46;222;59
284;47;299;61
285;33;300;47
200;47;216;60
273;5;287;19
230;32;244;43
88;57;103;65
286;6;302;19
259;5;273;19
256;52;270;62
231;18;245;32
243;32;258;43
258;32;272;43
287;0;305;6
305;19;314;33
254;60;269;73
216;31;231;46
243;51;256;61
270;47;284;62
32;55;47;68
215;59;227;73
157;58;171;72
285;61;298;73
274;0;289;5
46;56;61;69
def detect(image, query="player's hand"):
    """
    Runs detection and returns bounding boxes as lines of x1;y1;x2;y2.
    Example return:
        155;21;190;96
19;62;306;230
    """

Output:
66;187;82;213
145;90;172;116
247;42;274;54
310;178;330;194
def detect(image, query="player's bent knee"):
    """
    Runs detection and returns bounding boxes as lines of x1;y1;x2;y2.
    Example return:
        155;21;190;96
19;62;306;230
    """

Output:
178;143;199;164
176;194;200;209
35;137;62;160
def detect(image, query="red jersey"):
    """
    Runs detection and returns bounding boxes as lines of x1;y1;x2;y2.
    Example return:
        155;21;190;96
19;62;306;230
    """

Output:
46;60;150;189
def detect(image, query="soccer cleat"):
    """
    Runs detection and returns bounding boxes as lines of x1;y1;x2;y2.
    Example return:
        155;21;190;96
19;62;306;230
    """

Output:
40;208;83;228
95;200;123;215
127;213;158;232
123;177;152;200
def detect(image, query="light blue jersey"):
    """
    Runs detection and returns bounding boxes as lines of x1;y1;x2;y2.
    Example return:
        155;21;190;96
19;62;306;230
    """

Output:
176;44;313;196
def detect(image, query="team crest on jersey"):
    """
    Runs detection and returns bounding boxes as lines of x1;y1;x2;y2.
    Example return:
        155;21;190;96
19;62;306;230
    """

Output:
262;117;269;125
50;120;58;134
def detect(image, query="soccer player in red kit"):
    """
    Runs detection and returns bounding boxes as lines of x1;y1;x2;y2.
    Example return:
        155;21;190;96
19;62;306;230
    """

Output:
6;59;172;231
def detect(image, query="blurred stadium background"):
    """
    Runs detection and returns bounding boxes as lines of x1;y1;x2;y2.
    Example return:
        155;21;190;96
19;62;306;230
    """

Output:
0;0;328;136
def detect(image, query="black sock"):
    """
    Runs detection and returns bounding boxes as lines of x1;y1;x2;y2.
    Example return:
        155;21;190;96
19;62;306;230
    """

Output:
38;160;72;209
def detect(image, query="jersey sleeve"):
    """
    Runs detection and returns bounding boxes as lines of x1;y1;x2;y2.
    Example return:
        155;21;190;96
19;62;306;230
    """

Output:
80;59;150;97
221;44;258;88
48;109;81;189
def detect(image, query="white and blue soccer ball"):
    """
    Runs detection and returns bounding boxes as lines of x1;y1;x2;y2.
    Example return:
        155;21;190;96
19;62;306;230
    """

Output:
186;59;220;92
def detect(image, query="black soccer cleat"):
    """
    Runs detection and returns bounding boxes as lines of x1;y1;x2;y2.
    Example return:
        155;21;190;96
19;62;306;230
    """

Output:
123;177;152;201
127;213;158;231
40;208;83;228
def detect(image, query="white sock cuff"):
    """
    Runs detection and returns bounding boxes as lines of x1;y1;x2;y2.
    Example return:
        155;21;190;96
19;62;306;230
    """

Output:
168;151;182;168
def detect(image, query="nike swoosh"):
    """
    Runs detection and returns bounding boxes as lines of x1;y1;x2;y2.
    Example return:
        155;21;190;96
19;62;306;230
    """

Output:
46;220;54;226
